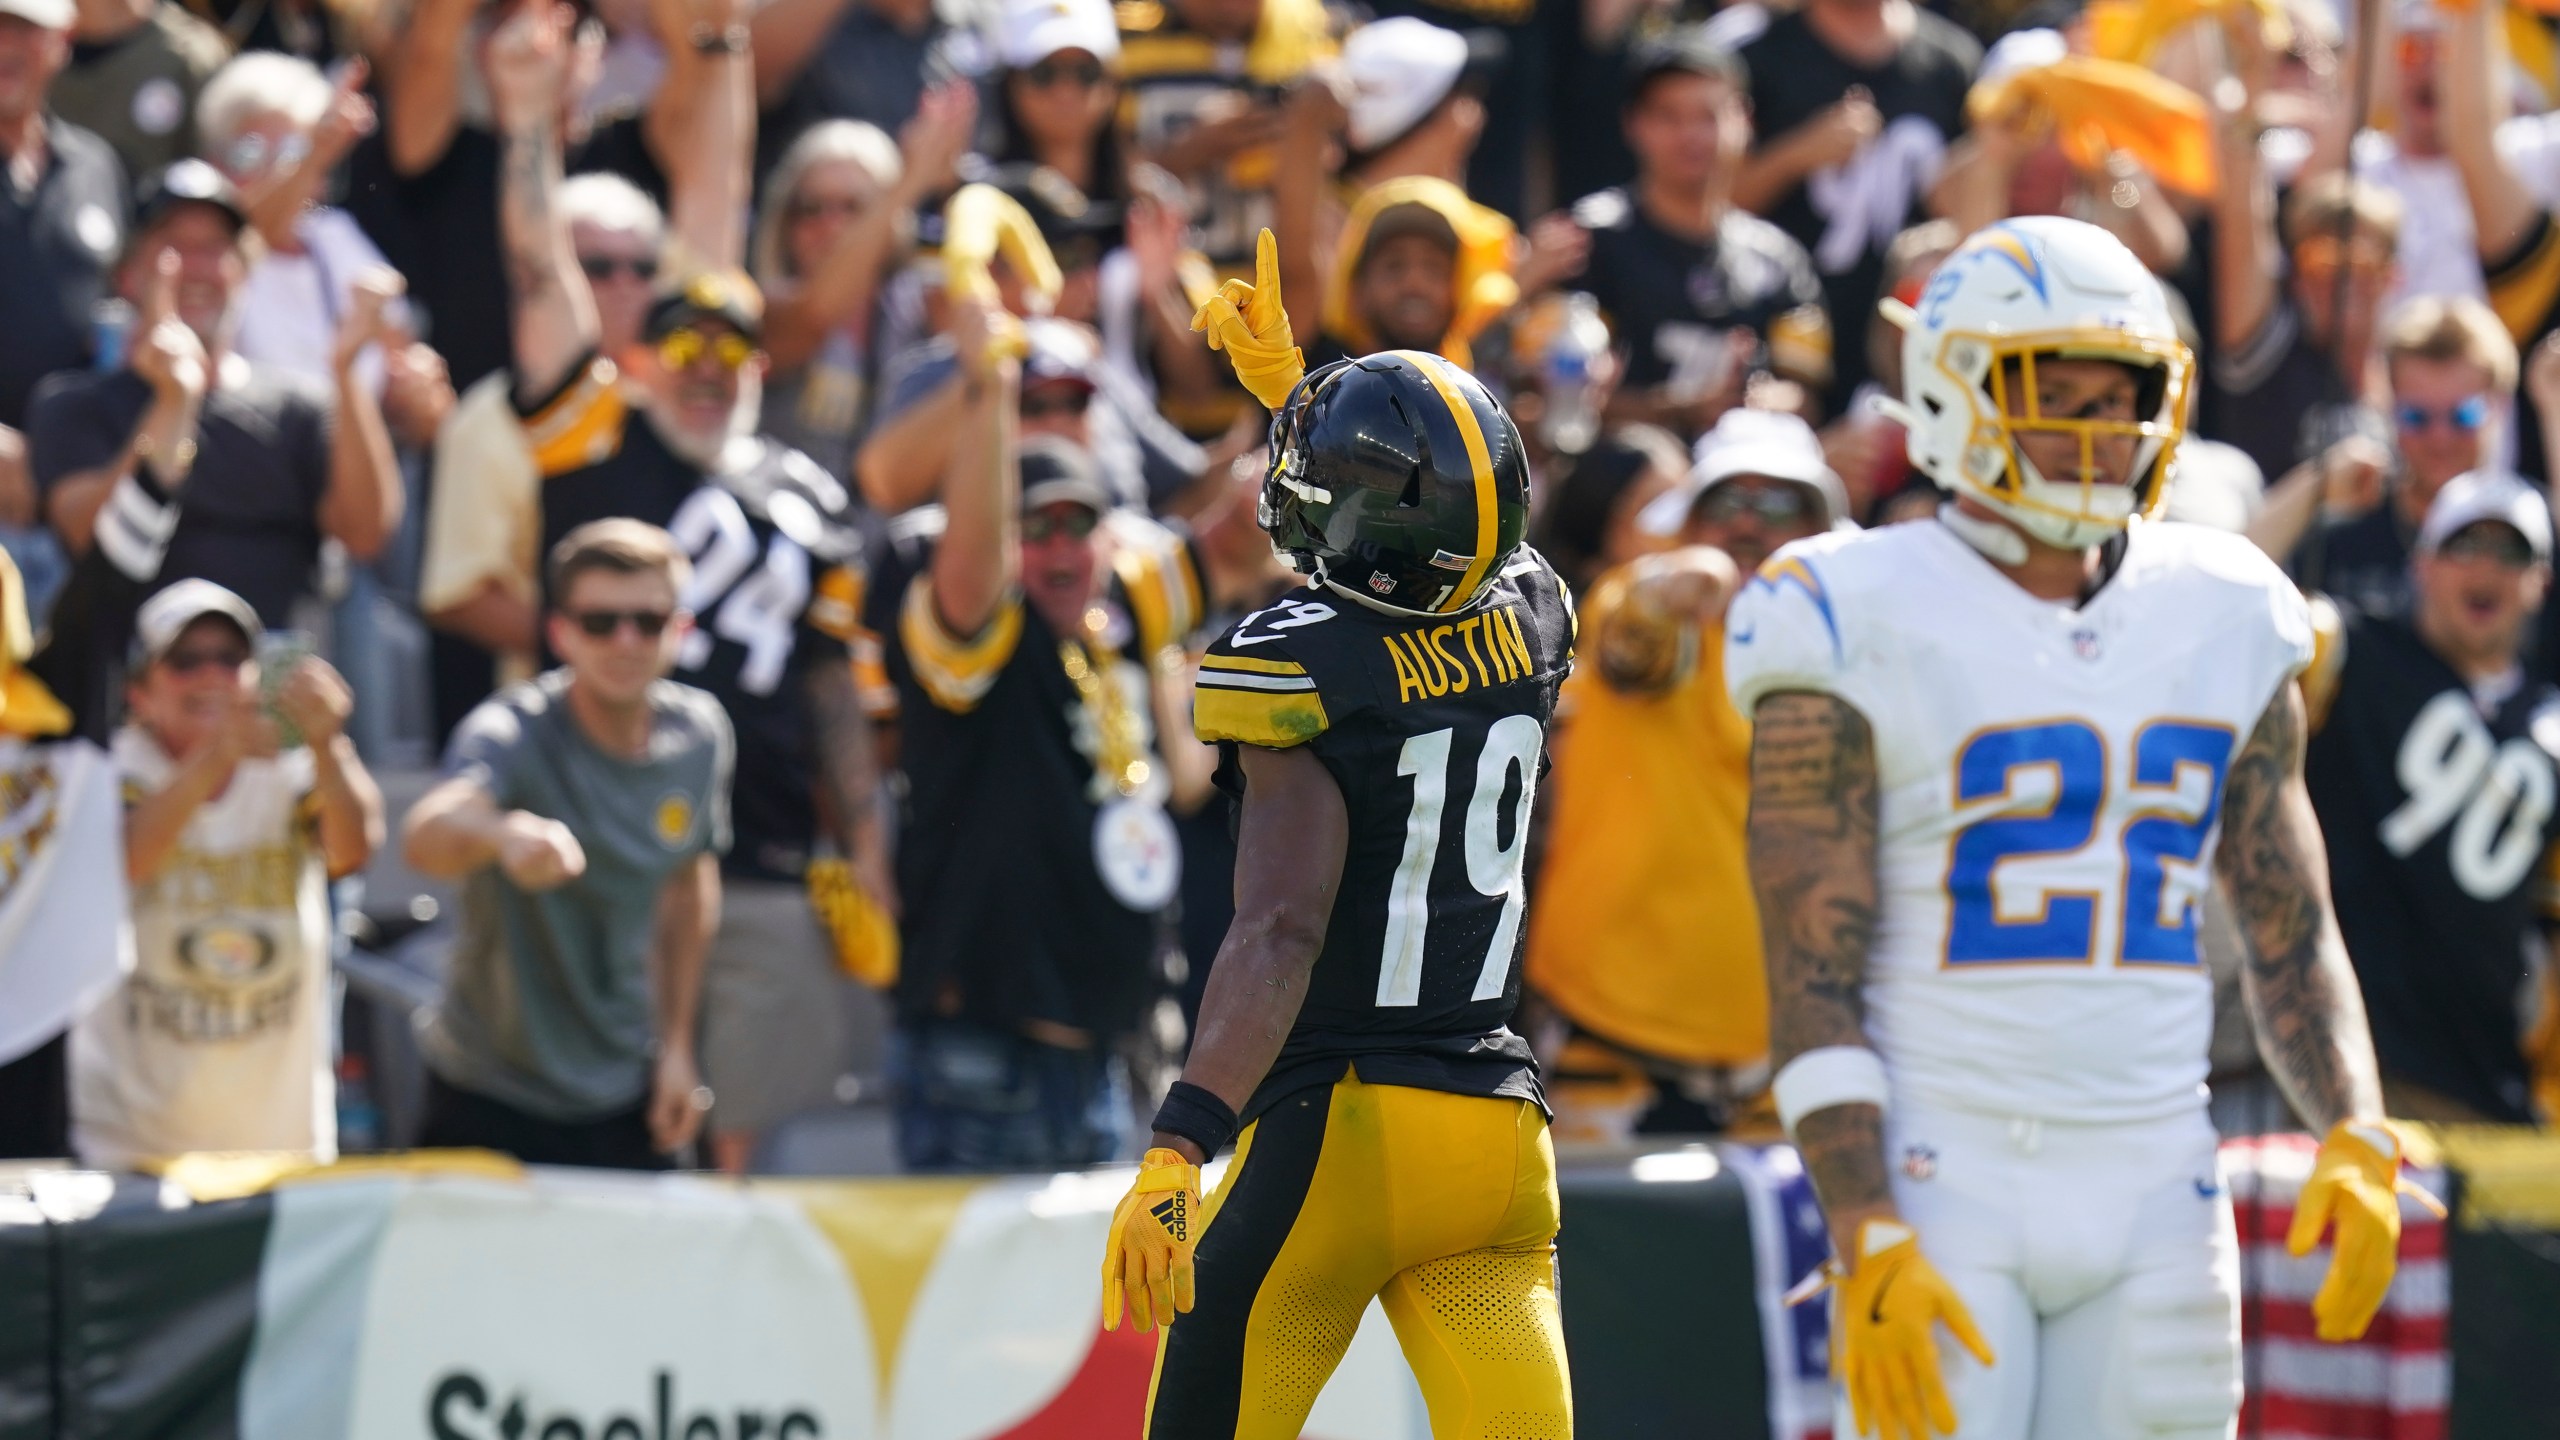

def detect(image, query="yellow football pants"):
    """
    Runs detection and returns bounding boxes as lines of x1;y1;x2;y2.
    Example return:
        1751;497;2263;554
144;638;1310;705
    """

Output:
1143;1072;1572;1439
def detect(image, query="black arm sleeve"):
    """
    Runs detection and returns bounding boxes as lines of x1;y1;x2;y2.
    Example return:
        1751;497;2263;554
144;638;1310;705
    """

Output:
29;467;179;746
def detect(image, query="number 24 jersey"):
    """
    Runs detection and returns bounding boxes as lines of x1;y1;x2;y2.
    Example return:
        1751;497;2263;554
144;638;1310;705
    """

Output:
1724;519;2315;1123
1194;547;1577;1123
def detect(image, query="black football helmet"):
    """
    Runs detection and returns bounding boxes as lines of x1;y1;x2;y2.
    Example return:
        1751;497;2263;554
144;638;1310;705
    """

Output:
1260;350;1531;616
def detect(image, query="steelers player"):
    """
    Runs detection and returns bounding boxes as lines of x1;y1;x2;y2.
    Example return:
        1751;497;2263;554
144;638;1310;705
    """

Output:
1100;232;1577;1439
1727;216;2440;1440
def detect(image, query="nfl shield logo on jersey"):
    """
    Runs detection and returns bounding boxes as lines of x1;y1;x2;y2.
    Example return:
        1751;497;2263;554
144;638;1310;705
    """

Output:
1369;571;1397;595
2071;627;2102;661
1903;1144;1938;1181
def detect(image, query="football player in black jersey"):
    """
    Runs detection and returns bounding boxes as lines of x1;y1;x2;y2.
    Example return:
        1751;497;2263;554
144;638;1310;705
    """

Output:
1102;236;1577;1439
2305;471;2560;1124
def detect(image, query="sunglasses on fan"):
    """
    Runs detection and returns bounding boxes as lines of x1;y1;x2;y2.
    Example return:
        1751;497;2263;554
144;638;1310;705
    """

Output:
656;326;757;371
565;609;675;639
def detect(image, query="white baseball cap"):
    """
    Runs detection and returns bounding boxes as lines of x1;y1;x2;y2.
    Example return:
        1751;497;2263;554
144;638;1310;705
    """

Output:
134;579;262;665
0;0;73;29
1341;17;1471;153
1639;409;1847;536
2417;470;2554;561
997;0;1119;69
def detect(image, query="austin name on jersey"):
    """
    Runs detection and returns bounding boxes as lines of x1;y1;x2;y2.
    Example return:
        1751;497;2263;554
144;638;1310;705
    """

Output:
1724;519;2315;1123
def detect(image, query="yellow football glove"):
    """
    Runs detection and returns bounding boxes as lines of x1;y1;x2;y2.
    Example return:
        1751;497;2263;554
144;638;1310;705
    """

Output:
941;182;1063;329
1101;1147;1203;1333
1831;1220;1995;1440
805;856;897;989
2285;1120;2447;1342
1190;227;1305;411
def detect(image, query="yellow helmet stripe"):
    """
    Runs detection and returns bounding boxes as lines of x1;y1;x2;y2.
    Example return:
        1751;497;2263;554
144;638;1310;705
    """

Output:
1405;351;1499;614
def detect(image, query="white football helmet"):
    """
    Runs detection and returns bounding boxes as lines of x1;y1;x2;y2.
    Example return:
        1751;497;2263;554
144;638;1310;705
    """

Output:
1881;216;2194;550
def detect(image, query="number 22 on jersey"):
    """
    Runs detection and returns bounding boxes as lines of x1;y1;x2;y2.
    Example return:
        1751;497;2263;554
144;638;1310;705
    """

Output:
1944;719;2234;966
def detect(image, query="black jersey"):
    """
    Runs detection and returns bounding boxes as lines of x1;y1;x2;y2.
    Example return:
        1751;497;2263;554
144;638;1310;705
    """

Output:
1569;189;1833;397
1736;5;1976;410
1195;546;1577;1122
662;442;872;884
2305;605;2560;1122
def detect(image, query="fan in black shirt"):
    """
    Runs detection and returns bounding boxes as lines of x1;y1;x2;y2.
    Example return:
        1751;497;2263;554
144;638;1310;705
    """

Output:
2305;474;2560;1124
1566;31;1831;438
1733;0;1975;414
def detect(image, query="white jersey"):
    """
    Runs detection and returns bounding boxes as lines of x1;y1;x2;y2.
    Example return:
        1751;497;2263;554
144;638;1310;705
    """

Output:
1726;519;2314;1123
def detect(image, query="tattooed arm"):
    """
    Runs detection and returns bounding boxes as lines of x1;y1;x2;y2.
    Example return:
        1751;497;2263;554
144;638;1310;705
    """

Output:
489;3;602;406
2216;679;2386;1131
1748;691;1893;1251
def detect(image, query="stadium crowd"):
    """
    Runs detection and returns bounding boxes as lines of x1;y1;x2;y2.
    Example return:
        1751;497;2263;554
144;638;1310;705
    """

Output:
0;0;2554;1175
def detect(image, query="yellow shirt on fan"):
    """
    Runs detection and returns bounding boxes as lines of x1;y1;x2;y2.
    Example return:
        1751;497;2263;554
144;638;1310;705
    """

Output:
1524;565;1765;1069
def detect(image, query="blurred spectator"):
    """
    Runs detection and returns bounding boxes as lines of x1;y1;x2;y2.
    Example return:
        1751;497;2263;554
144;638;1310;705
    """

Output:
2442;0;2560;486
70;579;382;1167
197;51;389;390
357;0;702;391
2304;0;2482;308
1567;32;1831;435
0;435;182;1159
420;170;665;715
982;0;1125;203
889;301;1210;1169
1733;0;1978;413
1524;421;1683;598
1525;409;1840;1141
2249;296;2515;619
752;92;971;485
1310;181;1513;370
1827;216;1955;520
31;159;405;622
752;0;969;144
0;0;125;607
406;520;730;1169
2210;67;2402;485
2304;472;2558;1125
472;0;890;1172
1932;29;2192;279
1117;0;1333;270
1500;289;1621;486
186;0;348;63
1357;6;1533;222
51;0;227;181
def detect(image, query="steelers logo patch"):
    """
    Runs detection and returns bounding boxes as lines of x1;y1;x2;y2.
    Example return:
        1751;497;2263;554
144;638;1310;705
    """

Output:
654;792;695;848
178;921;279;988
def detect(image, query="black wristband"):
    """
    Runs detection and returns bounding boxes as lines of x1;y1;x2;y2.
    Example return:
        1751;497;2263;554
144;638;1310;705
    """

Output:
1151;1081;1239;1159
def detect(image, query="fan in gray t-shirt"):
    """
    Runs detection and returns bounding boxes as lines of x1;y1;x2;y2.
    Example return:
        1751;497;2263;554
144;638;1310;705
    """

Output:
421;669;734;1121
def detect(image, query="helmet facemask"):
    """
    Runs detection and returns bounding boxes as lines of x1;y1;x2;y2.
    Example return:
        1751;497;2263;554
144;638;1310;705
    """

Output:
1939;327;2193;551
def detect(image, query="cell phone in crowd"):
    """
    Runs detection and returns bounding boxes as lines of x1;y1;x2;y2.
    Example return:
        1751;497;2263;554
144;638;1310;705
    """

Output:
258;631;315;749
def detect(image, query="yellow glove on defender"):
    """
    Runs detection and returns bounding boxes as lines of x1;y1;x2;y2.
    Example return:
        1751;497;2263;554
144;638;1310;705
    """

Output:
1190;228;1305;411
1832;1220;1995;1440
1102;1147;1203;1333
2286;1120;2447;1342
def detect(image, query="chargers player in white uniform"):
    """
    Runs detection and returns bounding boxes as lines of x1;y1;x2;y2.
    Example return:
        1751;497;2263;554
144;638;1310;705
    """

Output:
1725;215;2442;1440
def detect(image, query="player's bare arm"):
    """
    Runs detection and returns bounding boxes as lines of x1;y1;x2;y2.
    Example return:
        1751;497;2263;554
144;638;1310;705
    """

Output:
1747;690;1889;1242
1151;742;1350;1166
2214;679;2387;1131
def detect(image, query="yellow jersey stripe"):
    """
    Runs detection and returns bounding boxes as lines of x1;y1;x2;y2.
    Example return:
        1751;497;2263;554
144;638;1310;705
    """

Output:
1199;654;1307;676
1407;351;1498;614
524;361;629;478
1194;685;1329;747
2486;211;2560;344
899;579;1026;714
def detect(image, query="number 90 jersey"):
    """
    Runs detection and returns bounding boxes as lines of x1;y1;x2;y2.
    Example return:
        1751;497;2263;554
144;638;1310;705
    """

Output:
1724;520;2315;1123
1194;547;1577;1124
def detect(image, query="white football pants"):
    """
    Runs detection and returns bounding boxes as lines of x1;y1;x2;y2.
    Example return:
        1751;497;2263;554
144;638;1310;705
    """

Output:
1832;1102;2242;1440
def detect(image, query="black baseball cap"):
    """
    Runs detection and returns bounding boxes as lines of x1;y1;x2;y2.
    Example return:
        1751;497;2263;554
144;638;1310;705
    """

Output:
1019;435;1114;515
1625;27;1748;106
643;268;765;344
133;159;248;243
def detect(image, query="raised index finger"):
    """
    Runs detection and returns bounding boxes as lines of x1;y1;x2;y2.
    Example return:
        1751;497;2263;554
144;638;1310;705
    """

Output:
1247;228;1284;332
